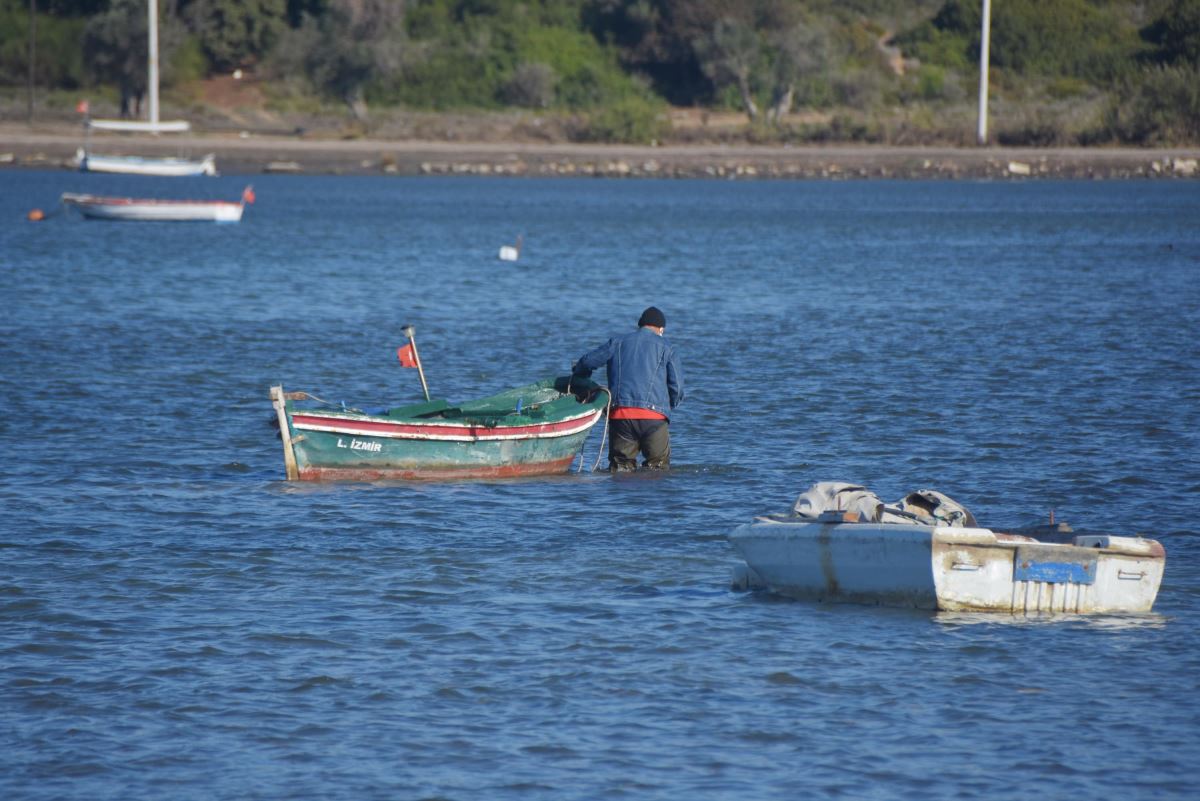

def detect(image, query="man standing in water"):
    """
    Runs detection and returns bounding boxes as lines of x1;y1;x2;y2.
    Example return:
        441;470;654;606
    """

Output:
572;306;684;472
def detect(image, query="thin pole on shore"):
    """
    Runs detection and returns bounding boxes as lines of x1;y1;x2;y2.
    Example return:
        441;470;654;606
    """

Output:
977;0;991;145
148;0;159;126
27;0;36;124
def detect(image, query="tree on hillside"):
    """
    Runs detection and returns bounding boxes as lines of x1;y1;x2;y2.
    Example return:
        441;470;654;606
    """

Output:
83;0;146;116
284;0;328;27
274;0;405;123
691;0;828;124
184;0;287;73
695;16;761;120
82;0;186;117
1141;0;1200;67
22;0;108;13
764;19;828;122
584;0;714;106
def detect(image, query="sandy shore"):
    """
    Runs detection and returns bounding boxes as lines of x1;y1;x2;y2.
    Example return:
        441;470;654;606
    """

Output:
3;123;1198;179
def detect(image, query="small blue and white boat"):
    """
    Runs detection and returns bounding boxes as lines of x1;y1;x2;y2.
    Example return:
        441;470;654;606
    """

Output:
729;482;1166;614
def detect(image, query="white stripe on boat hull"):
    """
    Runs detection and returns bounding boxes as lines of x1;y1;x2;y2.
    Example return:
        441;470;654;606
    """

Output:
292;411;602;442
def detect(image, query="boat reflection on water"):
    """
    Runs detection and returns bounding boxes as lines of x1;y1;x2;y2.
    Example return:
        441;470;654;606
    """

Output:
933;611;1169;629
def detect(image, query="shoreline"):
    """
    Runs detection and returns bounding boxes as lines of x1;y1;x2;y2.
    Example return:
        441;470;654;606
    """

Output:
3;124;1198;179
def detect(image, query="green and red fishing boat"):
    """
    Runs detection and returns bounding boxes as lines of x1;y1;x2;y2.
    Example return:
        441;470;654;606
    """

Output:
269;376;609;481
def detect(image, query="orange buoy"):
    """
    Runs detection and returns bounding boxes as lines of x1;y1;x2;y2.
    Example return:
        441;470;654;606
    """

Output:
27;208;45;221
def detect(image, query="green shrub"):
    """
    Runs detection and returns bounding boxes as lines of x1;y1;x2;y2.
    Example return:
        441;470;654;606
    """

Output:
792;75;833;110
1045;76;1089;99
916;64;945;100
511;25;642;109
996;114;1065;147
379;12;645;112
0;3;87;88
168;35;209;86
573;95;667;143
386;46;506;109
895;25;973;73
833;69;883;110
1100;64;1200;144
897;0;1141;83
502;62;556;108
797;112;882;143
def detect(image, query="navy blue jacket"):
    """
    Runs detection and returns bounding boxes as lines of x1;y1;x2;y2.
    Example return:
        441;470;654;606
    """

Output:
572;327;683;418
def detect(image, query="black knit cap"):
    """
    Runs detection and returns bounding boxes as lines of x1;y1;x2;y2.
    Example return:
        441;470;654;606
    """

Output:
638;306;666;328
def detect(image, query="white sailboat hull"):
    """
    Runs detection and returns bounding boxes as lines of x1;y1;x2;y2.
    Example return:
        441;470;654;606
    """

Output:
61;192;244;223
77;149;216;177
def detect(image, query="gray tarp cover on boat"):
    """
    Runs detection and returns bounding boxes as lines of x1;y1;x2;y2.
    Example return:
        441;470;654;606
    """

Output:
792;482;977;527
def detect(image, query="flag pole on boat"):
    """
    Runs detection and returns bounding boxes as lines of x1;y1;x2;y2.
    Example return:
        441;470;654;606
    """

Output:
400;324;431;401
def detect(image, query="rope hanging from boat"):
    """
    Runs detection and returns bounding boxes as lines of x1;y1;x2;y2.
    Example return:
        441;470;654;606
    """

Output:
588;388;612;473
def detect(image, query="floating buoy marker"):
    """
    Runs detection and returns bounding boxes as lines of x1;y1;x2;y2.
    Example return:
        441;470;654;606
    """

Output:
27;208;45;221
498;234;523;262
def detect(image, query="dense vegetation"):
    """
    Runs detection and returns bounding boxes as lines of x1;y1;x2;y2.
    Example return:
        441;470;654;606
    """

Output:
3;0;1197;145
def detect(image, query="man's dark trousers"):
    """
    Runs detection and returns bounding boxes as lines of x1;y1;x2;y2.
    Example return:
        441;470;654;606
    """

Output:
609;418;670;471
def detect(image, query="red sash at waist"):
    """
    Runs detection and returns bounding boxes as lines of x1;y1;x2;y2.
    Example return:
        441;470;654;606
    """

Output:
610;406;667;421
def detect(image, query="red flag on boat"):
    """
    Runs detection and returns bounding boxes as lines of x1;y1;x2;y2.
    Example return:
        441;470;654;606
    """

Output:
76;99;89;115
242;186;256;205
397;343;418;368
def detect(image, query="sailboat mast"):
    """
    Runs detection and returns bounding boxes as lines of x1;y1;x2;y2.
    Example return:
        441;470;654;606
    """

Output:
147;0;159;126
86;0;188;136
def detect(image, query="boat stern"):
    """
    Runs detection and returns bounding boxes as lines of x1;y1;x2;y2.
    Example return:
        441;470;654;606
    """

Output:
269;385;301;480
931;529;1166;614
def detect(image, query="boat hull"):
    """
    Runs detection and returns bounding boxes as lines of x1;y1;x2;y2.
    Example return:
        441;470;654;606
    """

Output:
62;193;243;222
270;379;607;481
288;417;599;481
77;149;217;177
729;519;1165;614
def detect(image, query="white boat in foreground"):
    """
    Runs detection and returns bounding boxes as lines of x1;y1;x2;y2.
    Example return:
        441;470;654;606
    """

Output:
75;147;217;177
729;482;1166;614
61;186;254;223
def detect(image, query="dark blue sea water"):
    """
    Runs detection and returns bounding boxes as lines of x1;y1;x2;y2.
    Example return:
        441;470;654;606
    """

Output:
2;170;1199;800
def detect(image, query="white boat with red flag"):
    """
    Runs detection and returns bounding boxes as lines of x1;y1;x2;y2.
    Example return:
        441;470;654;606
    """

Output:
61;186;255;223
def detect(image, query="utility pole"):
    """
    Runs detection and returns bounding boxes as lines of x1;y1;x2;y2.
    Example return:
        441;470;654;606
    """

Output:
148;0;159;125
977;0;991;145
27;0;36;124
